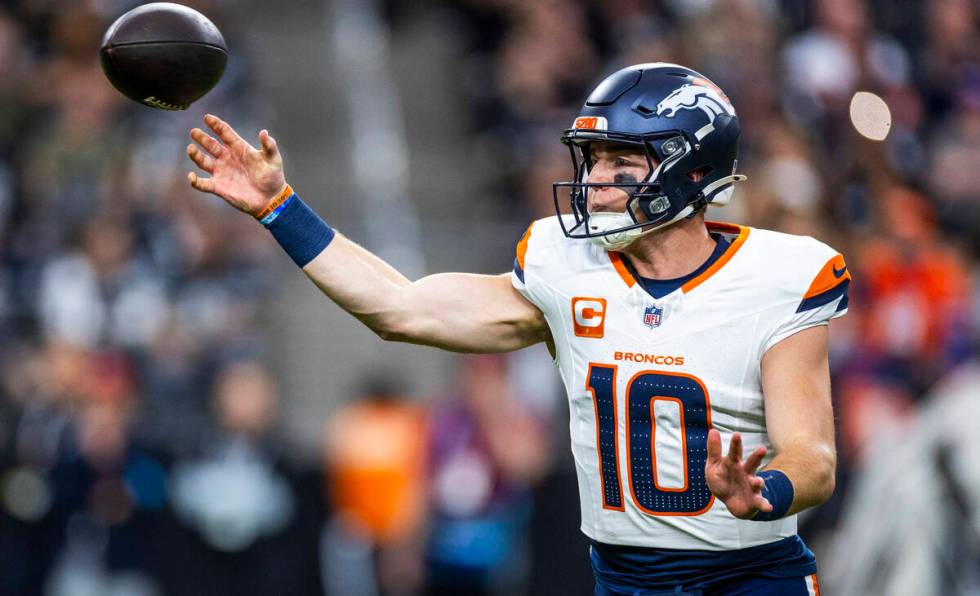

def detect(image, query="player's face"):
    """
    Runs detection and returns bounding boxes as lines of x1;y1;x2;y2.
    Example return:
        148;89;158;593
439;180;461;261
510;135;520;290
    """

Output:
586;142;656;215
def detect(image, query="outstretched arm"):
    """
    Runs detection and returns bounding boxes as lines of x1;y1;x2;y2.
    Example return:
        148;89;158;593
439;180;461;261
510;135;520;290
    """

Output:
304;244;549;352
187;114;549;353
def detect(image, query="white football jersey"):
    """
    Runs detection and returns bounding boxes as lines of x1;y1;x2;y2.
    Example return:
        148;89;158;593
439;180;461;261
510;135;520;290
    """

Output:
511;216;849;551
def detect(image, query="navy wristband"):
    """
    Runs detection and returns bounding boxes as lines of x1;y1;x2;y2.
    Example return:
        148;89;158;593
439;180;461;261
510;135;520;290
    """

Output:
265;193;335;267
752;470;794;521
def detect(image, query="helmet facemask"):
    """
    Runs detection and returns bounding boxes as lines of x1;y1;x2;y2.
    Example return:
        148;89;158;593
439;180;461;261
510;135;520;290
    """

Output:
553;130;700;250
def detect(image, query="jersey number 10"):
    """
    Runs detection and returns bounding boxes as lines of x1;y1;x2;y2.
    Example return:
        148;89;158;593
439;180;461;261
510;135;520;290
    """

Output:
587;364;714;516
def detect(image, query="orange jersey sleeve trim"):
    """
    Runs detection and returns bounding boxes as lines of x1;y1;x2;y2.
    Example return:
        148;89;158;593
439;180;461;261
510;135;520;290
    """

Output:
681;222;750;293
803;253;851;300
516;222;535;271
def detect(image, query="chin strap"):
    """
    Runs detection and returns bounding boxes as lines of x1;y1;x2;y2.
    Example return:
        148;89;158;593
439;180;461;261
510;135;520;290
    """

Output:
590;174;748;251
703;174;747;207
626;203;698;242
638;173;748;233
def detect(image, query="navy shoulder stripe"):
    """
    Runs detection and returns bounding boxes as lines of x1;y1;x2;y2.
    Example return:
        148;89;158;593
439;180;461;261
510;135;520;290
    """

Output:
797;279;849;313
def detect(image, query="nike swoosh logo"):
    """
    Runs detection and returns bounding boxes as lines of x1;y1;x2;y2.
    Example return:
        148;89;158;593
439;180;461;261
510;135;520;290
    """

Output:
833;265;847;278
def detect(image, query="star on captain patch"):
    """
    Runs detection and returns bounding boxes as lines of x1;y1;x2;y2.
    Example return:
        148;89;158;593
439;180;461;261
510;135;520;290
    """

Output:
643;305;663;328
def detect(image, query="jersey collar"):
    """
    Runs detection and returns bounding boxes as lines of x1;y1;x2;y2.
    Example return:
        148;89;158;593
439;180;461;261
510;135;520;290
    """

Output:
607;222;750;294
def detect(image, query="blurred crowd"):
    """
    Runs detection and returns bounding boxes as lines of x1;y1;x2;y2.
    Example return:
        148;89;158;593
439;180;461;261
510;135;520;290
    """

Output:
0;0;978;595
0;1;314;594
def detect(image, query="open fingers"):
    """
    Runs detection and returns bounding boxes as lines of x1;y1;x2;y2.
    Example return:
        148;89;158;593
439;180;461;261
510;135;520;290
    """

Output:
727;432;743;463
743;446;768;476
187;144;214;173
187;171;215;194
204;114;247;149
190;128;224;158
706;428;722;464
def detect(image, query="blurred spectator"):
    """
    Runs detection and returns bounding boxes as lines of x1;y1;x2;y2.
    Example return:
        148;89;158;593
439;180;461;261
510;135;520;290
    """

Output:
167;359;321;596
918;0;979;124
13;7;125;267
38;216;167;349
782;0;912;124
41;349;170;596
1;341;88;596
423;355;548;596
824;365;980;595
737;116;827;236
171;361;292;550
322;376;427;596
927;66;980;246
494;1;598;123
834;186;973;467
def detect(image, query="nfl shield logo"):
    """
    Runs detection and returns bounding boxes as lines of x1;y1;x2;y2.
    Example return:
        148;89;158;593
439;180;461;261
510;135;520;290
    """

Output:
643;305;663;328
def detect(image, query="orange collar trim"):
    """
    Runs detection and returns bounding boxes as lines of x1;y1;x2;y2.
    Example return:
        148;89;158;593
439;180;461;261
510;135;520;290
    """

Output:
606;222;750;293
681;222;749;293
608;251;636;288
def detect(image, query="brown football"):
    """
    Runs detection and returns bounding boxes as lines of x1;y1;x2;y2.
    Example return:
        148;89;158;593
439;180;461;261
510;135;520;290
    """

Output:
100;2;227;110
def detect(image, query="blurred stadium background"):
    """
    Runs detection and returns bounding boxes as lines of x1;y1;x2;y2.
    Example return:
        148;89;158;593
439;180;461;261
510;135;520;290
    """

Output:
1;0;978;594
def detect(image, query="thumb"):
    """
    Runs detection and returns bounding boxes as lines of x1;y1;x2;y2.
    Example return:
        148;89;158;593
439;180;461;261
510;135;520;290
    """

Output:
259;130;278;158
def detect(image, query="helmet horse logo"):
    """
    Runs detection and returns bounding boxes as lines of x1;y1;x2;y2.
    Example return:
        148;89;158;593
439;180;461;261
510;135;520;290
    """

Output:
656;83;735;122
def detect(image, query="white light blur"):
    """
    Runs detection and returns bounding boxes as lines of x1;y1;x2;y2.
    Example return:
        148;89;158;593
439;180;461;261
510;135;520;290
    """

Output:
2;466;52;522
850;91;892;141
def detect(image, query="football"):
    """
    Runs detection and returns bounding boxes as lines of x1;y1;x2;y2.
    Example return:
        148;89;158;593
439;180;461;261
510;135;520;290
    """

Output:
99;2;227;111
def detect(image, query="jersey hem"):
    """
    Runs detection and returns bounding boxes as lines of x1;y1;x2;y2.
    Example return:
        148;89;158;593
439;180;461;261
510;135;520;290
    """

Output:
580;524;799;552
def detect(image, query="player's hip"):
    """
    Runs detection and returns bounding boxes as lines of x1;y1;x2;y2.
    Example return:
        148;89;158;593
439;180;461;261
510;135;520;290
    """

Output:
589;534;817;594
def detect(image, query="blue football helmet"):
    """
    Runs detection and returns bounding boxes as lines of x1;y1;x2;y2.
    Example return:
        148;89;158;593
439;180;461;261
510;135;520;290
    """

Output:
553;63;746;250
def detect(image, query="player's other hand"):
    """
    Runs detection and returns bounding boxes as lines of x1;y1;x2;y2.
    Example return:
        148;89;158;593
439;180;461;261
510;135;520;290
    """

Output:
705;429;772;519
186;114;287;216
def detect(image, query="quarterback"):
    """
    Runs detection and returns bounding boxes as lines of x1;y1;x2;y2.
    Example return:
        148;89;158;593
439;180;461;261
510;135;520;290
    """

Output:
186;63;846;595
